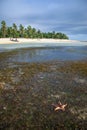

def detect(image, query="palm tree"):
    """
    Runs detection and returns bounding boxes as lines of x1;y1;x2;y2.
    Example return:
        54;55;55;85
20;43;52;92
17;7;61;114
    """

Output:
37;29;42;38
52;31;55;38
23;28;28;38
19;24;24;37
32;28;37;38
27;25;32;38
12;23;18;41
1;21;7;38
7;27;13;40
0;20;69;40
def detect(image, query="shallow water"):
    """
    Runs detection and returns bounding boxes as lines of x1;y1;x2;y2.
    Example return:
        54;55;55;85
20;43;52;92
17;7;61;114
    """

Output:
0;45;87;129
0;46;87;63
0;42;87;50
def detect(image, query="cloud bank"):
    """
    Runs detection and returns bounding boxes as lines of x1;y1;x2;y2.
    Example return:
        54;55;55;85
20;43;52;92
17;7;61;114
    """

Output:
0;0;87;40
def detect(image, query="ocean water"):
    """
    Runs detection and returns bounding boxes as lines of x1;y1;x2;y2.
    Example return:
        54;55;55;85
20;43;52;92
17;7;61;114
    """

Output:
0;41;87;50
0;45;87;62
0;43;87;129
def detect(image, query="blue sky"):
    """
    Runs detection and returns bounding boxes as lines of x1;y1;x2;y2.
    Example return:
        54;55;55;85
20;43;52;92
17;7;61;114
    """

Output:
0;0;87;40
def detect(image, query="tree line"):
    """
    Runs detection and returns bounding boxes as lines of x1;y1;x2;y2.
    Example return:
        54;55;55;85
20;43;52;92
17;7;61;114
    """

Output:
0;21;69;40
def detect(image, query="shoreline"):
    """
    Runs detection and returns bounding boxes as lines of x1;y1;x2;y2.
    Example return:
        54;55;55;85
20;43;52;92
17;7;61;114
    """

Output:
0;38;87;47
0;38;81;44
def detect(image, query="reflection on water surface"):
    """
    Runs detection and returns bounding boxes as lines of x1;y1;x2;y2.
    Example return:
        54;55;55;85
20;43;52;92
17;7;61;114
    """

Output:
2;46;87;62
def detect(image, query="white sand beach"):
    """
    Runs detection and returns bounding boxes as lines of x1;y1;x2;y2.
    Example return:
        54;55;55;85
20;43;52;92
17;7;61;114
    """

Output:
0;38;87;46
0;38;79;44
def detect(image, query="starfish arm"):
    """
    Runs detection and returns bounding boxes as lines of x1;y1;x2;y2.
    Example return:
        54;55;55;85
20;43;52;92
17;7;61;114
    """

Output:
62;104;67;108
58;101;62;105
55;107;60;111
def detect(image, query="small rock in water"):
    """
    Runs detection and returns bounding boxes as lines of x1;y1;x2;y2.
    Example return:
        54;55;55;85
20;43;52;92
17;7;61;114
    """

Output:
3;106;7;110
40;76;44;79
74;77;86;84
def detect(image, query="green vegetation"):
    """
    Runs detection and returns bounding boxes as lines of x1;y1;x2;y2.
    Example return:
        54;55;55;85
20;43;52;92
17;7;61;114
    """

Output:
1;21;7;38
0;20;69;39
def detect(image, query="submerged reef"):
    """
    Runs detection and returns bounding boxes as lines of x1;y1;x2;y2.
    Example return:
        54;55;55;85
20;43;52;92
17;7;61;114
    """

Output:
0;60;87;129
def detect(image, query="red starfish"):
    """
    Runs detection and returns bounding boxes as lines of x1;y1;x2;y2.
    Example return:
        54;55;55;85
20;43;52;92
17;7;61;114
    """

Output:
52;101;67;111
